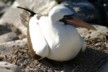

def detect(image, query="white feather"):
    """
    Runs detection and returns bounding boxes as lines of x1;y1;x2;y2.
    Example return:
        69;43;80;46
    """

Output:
29;15;49;57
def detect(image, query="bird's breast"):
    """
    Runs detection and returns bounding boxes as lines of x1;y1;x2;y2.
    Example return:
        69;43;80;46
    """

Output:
39;18;82;61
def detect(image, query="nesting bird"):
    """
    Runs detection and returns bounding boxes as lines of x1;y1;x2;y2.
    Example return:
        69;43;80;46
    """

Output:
18;2;96;61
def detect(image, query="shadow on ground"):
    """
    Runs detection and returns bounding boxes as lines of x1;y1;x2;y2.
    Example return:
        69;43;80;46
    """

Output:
39;48;108;72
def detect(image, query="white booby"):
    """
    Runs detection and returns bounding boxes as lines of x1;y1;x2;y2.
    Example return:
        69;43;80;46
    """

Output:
18;4;96;61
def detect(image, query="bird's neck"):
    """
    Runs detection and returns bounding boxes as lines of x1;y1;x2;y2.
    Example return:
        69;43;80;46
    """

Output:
48;17;64;26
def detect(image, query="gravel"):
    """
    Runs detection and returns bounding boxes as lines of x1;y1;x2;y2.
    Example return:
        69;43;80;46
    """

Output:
0;34;107;72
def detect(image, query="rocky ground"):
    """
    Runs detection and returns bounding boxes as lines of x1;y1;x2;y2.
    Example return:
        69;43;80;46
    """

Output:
1;36;108;72
0;0;108;72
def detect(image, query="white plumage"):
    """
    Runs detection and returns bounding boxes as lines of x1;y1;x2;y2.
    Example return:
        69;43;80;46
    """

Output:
29;5;86;61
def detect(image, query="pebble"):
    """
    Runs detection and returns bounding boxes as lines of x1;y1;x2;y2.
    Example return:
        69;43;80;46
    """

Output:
77;25;108;39
0;61;22;72
0;0;14;17
0;32;18;43
0;3;27;36
0;38;27;56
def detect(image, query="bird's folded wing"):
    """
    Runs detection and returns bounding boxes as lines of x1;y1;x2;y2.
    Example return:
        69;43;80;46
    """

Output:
29;16;50;57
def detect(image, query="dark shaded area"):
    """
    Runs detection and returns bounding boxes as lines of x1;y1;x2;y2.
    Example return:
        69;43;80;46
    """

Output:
60;0;108;27
0;24;11;35
39;48;108;72
0;24;21;35
88;0;108;27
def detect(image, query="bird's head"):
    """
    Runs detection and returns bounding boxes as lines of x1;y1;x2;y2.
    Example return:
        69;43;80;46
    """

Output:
49;5;96;30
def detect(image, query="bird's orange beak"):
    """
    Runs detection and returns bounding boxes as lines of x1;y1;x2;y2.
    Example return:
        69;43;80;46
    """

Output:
67;17;96;30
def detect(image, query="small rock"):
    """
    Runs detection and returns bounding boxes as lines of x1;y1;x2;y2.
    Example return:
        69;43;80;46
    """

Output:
0;6;27;36
0;61;22;72
0;0;15;17
77;25;108;39
0;38;27;55
0;2;7;16
0;32;18;43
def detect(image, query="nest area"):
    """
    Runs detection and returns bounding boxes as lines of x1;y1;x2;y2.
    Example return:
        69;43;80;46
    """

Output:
0;34;107;72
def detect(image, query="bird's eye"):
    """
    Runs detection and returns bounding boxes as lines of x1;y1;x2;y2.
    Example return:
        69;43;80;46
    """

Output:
59;14;73;24
63;14;73;20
